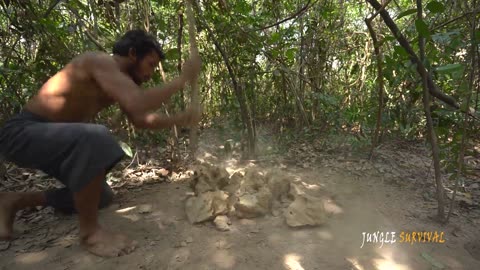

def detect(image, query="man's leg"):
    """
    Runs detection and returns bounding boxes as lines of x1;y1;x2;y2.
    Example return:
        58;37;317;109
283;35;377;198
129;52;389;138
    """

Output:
0;172;136;257
74;170;136;257
0;113;133;256
45;181;114;215
0;192;46;239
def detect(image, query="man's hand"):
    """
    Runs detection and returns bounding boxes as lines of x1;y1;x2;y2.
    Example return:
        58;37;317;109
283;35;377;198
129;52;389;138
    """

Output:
180;53;202;83
176;106;202;127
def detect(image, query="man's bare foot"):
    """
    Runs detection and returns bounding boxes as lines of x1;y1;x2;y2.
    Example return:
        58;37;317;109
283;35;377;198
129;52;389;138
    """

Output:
81;228;138;257
0;193;17;240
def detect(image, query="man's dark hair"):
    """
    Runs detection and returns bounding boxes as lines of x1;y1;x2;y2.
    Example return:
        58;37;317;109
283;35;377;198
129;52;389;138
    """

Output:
113;30;165;60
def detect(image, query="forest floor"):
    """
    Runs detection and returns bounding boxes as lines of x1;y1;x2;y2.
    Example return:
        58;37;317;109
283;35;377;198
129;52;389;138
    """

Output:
0;126;479;270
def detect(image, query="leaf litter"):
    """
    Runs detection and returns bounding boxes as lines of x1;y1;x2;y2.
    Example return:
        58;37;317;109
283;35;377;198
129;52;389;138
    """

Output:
0;131;479;263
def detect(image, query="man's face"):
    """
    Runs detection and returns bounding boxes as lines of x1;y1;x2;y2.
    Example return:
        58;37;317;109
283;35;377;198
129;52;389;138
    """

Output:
128;50;160;85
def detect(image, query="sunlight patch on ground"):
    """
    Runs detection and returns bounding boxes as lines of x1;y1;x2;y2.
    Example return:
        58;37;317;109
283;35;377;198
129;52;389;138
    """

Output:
347;248;412;270
283;253;305;270
169;170;194;182
196;152;214;163
374;248;411;270
121;214;141;222
115;205;143;222
346;257;365;270
372;257;411;270
15;251;49;265
116;206;137;213
224;162;246;176
212;250;236;269
300;182;321;190
316;229;334;240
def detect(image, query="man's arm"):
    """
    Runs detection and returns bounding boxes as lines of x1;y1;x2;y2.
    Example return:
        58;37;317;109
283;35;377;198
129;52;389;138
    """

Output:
142;76;186;109
86;52;198;127
145;52;201;107
141;108;199;129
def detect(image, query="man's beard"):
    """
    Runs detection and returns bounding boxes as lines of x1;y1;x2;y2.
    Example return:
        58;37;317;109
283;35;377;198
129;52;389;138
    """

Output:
127;62;142;85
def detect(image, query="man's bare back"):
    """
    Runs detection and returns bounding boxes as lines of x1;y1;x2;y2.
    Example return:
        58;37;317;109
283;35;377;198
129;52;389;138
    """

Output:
25;53;117;123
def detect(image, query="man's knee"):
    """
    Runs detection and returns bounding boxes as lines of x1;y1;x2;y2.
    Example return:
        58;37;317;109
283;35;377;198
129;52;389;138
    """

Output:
84;124;111;140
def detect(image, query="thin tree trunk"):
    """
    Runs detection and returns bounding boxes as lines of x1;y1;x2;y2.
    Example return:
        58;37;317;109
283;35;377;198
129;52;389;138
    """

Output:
158;61;180;163
143;0;150;32
446;0;477;223
185;0;201;156
177;9;185;110
298;0;305;104
365;16;385;158
89;0;98;33
193;1;256;157
114;0;120;29
285;74;310;127
417;0;445;221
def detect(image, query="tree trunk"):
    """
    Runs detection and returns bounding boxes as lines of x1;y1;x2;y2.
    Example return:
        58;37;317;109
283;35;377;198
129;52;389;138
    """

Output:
365;17;385;157
298;0;306;104
177;10;185;110
185;0;200;156
416;0;445;221
194;1;255;157
446;0;477;223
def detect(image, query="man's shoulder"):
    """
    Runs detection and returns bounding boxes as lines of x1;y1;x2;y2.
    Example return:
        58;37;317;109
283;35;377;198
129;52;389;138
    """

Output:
73;51;113;64
69;51;120;78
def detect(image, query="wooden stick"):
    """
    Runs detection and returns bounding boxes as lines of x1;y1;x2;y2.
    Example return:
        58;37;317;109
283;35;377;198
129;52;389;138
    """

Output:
158;60;180;162
185;0;200;156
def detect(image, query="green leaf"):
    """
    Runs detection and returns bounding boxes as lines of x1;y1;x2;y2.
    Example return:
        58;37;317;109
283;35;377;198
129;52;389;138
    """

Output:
415;19;430;38
397;8;418;20
165;48;180;60
460;99;470;112
473;30;480;46
435;63;464;74
285;48;296;61
383;36;396;42
234;1;250;15
270;32;281;44
426;1;445;13
271;48;280;58
394;46;409;58
119;141;133;158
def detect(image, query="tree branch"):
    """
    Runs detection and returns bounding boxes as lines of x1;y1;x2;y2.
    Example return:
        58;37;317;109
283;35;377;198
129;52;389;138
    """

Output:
67;6;106;52
431;7;480;32
84;30;107;52
369;0;393;19
365;0;459;110
255;0;315;31
43;0;63;18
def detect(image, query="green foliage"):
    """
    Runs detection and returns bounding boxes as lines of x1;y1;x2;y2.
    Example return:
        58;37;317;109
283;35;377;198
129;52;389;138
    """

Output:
0;0;477;175
426;1;446;14
415;19;431;38
397;9;418;20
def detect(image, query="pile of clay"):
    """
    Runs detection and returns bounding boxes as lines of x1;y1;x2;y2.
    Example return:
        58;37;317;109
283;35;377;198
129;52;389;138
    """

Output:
185;163;340;230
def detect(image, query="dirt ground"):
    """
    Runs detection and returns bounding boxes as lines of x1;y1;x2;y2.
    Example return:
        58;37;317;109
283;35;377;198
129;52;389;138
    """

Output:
1;132;479;270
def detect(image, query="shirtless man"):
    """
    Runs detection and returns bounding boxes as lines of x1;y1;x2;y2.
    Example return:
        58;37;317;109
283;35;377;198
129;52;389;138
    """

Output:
0;30;201;257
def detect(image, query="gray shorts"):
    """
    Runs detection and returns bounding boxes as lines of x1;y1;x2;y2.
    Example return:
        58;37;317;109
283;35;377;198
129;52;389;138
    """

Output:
0;110;125;193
